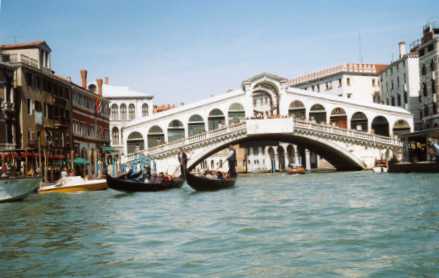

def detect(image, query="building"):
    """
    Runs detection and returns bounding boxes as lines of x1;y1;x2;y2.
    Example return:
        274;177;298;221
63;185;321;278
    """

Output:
411;22;439;129
0;41;72;179
71;70;110;177
0;60;16;150
288;63;387;105
379;42;421;130
103;82;153;155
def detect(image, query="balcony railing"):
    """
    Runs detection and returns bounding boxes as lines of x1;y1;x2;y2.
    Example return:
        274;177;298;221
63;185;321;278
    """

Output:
4;54;52;73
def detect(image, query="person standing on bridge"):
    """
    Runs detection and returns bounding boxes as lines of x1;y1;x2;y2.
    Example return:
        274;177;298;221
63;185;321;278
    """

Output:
225;145;237;178
177;148;188;178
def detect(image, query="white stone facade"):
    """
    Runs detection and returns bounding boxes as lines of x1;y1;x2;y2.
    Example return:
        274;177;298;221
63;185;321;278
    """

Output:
288;64;385;104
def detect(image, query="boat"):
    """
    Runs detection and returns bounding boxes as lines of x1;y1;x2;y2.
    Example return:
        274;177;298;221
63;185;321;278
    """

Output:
287;166;306;175
0;177;41;203
127;170;142;180
186;172;236;191
106;175;184;192
372;159;388;173
388;161;439;173
38;176;107;193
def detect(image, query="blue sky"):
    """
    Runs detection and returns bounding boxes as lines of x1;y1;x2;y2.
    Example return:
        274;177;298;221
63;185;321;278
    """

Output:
0;0;437;103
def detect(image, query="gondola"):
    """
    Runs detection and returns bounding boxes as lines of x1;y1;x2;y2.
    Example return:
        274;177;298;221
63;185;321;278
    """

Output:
106;174;184;192
127;170;143;180
186;172;236;191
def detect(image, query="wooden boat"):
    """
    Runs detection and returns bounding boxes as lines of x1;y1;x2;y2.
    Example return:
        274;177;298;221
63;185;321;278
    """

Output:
38;176;107;193
287;166;306;175
106;175;184;192
0;177;41;203
127;170;142;180
186;172;236;191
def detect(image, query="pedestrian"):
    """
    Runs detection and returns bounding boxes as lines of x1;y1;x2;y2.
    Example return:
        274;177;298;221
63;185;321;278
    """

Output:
177;148;188;178
224;145;237;178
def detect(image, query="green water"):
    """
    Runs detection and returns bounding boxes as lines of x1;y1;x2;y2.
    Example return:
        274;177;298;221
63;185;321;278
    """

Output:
0;172;438;277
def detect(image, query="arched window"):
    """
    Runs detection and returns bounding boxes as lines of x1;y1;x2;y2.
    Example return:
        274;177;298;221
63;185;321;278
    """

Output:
309;104;326;124
142;103;149;117
147;125;165;148
120;104;127;121
288;100;306;119
393;120;411;136
188;114;205;136
128;104;135;120
111;104;118;121
228;103;245;125
371;116;390;137
350;112;368;132
208;109;225;131
330;107;347;128
112;127;119;145
167;120;185;142
127;131;144;154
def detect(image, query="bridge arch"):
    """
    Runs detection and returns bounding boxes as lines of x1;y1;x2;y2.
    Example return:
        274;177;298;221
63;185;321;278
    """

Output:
147;125;165;148
187;133;366;172
228;103;245;125
127;131;144;154
350;112;368;132
188;114;205;136
309;104;327;124
288;100;306;120
208;108;226;131
167;120;185;142
371;116;390;137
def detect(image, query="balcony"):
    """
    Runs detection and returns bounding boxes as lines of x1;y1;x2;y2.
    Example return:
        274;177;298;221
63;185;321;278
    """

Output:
4;54;53;74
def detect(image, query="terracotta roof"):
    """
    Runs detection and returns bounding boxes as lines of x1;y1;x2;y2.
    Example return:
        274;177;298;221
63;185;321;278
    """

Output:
0;40;51;51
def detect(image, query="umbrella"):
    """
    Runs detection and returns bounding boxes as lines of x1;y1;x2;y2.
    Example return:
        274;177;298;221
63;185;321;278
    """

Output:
74;157;89;165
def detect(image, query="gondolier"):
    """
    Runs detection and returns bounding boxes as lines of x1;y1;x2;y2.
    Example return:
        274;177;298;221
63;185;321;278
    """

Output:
177;148;188;178
225;145;237;177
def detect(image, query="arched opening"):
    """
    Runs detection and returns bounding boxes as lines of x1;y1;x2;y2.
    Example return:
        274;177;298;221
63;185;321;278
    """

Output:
128;104;135;120
188;114;205;137
288;100;306;120
112;127;119;145
287;144;295;165
167;120;185;142
371;116;390;137
393;119;411;136
330;107;347;128
350;112;368;132
120;104;127;121
127;131;144;154
142;103;149;117
277;146;285;171
252;82;280;117
111;104;118;121
309;104;326;124
208;109;225;131
228;103;245;125
147;126;165;148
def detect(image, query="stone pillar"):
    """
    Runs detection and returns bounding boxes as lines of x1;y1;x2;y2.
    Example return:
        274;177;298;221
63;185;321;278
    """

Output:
273;148;278;172
305;149;311;171
294;145;299;166
283;143;289;169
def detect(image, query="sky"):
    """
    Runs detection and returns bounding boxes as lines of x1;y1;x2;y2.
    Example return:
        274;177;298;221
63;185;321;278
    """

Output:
0;0;438;104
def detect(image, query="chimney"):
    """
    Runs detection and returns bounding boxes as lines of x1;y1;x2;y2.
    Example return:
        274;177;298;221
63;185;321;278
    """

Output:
80;69;88;89
96;79;103;95
104;77;110;85
399;41;406;59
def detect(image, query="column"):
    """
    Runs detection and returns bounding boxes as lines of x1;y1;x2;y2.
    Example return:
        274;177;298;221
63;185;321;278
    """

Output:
305;149;311;171
273;148;278;172
294;145;299;166
283;144;289;169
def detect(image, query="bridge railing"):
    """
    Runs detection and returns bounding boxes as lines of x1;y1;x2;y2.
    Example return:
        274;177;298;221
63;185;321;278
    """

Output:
293;119;401;146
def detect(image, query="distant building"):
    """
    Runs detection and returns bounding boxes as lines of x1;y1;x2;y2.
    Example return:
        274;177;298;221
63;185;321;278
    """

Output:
379;42;421;129
102;82;154;155
288;63;387;104
411;22;439;129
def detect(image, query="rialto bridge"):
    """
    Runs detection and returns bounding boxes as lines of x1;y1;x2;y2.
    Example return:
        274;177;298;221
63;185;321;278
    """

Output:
120;73;413;173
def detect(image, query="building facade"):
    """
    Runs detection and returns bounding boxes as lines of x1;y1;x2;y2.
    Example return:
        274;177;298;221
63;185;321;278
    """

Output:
379;42;421;129
71;70;110;177
0;61;16;150
411;22;439;129
288;64;387;105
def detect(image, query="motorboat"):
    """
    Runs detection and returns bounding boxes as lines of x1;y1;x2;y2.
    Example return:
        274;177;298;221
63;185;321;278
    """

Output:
38;176;107;193
0;177;41;202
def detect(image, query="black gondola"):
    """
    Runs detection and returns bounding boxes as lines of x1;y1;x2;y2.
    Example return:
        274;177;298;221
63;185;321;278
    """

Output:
186;172;236;191
106;175;184;192
127;170;143;180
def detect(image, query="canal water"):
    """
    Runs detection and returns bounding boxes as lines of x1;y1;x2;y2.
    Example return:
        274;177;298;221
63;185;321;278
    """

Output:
0;172;438;277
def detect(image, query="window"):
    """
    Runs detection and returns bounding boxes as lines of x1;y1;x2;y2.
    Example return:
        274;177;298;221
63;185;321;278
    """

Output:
397;77;400;88
120;104;127;121
404;92;408;104
431;59;436;71
428;43;435;52
111;104;118;120
27;99;32;115
142;103;149;117
423;82;427;96
419;48;425;57
433;103;438;115
397;94;401;106
128;104;135;120
391;96;395;106
432;79;436;95
372;79;376;87
424;105;429;117
338;79;342;87
317;84;320;92
346;78;351;86
422;64;427;75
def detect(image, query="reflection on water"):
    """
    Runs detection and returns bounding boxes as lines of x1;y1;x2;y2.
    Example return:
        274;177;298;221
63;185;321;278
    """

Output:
0;172;438;277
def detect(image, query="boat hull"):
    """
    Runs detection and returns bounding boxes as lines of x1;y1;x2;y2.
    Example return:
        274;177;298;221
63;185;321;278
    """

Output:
39;180;107;193
0;177;41;202
186;173;236;191
106;175;184;192
287;167;306;175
